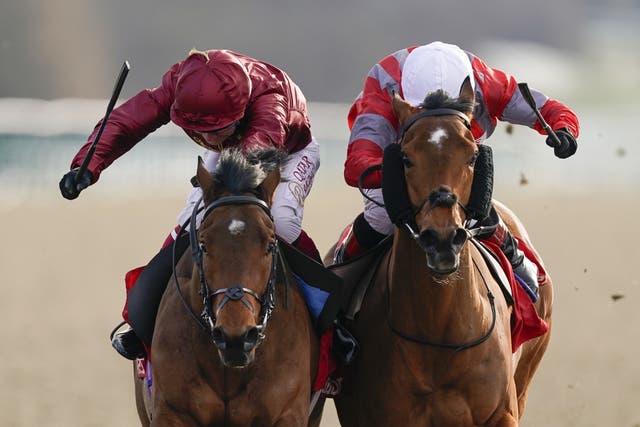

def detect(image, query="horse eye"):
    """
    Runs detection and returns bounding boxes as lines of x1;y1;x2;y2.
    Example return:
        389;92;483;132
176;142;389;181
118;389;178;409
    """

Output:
265;238;277;254
199;241;207;254
469;151;479;166
401;152;413;168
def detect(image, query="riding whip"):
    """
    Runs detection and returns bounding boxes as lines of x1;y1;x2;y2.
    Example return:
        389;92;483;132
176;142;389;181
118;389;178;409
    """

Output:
517;82;562;148
75;61;131;183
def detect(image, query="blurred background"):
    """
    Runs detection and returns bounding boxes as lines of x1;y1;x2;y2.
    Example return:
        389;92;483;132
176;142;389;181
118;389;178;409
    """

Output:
1;1;639;426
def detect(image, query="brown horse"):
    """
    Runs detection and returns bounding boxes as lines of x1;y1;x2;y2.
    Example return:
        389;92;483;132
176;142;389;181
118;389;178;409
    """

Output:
331;80;552;426
134;148;321;426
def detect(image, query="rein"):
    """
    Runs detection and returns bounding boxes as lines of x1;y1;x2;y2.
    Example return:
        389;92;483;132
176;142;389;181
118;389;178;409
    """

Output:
385;251;497;352
171;195;281;344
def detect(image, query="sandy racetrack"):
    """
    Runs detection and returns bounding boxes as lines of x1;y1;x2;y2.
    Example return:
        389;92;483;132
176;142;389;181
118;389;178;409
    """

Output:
1;182;638;426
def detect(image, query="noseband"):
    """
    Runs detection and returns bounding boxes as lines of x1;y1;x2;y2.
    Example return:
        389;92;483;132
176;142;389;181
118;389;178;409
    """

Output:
173;195;280;344
404;186;465;240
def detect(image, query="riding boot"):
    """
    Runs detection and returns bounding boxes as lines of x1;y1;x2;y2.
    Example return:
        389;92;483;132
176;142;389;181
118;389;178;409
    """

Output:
482;212;540;300
334;213;386;264
111;326;146;360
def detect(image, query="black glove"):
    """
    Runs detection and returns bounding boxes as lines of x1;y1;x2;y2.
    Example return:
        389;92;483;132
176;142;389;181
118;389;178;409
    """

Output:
546;128;577;159
59;168;93;200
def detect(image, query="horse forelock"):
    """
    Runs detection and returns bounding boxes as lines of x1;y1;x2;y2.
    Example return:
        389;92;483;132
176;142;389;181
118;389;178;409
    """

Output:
246;147;287;174
209;149;266;197
198;147;287;206
214;148;286;192
419;89;475;115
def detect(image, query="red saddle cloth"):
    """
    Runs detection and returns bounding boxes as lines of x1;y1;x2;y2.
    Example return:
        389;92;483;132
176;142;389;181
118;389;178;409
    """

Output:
313;328;337;392
482;238;549;352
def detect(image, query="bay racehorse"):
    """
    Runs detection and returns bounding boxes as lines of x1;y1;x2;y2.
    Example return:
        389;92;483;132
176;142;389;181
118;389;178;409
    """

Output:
134;148;322;426
332;79;552;426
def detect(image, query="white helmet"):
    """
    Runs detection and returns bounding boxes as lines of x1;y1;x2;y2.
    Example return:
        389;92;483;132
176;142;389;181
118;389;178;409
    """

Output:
401;41;476;106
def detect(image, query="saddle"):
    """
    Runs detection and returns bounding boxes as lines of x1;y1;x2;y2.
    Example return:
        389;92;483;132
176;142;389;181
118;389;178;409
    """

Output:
328;236;392;321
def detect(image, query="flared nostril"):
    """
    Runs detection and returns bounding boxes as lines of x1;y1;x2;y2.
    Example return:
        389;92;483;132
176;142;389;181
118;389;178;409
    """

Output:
242;326;260;352
419;229;440;251
451;228;468;253
212;326;226;350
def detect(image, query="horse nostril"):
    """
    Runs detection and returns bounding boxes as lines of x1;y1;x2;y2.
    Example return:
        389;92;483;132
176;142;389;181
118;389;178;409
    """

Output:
419;229;439;251
242;326;260;352
212;326;226;350
451;228;468;252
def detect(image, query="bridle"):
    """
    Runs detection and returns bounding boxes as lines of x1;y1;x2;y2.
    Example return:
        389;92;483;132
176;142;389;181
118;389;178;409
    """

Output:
359;108;476;239
172;195;281;345
379;108;497;351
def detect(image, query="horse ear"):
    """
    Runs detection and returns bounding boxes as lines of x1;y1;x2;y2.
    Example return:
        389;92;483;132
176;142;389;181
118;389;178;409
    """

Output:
392;91;419;125
196;156;214;196
458;76;475;108
259;168;281;206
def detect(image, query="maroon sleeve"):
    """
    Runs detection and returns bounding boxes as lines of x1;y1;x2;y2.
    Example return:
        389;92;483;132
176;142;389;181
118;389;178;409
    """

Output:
70;62;180;182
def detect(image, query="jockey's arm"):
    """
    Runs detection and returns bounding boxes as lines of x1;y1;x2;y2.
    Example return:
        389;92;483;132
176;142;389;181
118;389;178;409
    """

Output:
344;67;400;189
70;63;180;182
469;54;580;138
344;140;383;188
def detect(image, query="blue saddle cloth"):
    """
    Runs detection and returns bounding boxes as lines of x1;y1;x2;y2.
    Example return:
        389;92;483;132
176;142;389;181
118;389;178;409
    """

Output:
278;238;343;333
294;273;330;323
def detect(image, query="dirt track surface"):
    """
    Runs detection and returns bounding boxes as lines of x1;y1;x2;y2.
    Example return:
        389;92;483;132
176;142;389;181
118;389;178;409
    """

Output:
1;187;638;426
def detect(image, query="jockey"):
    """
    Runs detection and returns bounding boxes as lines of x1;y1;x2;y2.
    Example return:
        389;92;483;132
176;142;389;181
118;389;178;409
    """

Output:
336;41;580;294
59;48;322;360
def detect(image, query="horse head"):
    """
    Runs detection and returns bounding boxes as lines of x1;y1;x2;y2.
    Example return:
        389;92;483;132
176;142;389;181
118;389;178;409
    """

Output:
391;77;477;275
193;147;286;367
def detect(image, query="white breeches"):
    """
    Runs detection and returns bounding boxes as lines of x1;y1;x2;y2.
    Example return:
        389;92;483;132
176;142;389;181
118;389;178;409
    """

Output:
175;138;320;244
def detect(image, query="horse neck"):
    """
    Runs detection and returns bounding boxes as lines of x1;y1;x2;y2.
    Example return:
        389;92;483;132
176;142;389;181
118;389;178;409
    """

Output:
388;230;489;342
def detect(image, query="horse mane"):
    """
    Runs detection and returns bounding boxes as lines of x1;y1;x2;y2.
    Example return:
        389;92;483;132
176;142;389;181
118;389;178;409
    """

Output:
419;89;475;114
207;147;286;199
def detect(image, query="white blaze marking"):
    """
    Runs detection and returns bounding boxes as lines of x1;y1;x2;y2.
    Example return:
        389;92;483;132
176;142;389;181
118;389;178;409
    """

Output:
429;128;448;148
228;219;246;235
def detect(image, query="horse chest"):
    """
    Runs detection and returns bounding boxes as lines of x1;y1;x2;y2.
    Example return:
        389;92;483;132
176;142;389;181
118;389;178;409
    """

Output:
159;375;302;426
358;340;513;426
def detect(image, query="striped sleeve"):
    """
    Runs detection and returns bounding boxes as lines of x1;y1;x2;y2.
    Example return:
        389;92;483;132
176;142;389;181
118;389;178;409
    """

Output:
471;54;580;138
344;49;411;188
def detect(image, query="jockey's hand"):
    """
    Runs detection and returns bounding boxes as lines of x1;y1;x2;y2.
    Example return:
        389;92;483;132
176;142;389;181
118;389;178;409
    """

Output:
547;128;577;159
59;168;93;200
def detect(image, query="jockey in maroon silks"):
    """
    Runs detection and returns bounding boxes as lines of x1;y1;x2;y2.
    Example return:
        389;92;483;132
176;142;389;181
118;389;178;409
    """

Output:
60;49;322;360
335;41;580;296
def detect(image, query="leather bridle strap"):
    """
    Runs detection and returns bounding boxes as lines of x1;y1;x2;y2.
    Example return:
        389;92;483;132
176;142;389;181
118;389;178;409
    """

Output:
397;108;471;142
200;195;272;222
177;195;279;341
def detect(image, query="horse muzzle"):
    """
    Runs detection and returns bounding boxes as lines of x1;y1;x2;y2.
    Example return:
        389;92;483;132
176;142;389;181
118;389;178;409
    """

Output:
418;227;468;275
211;325;261;368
